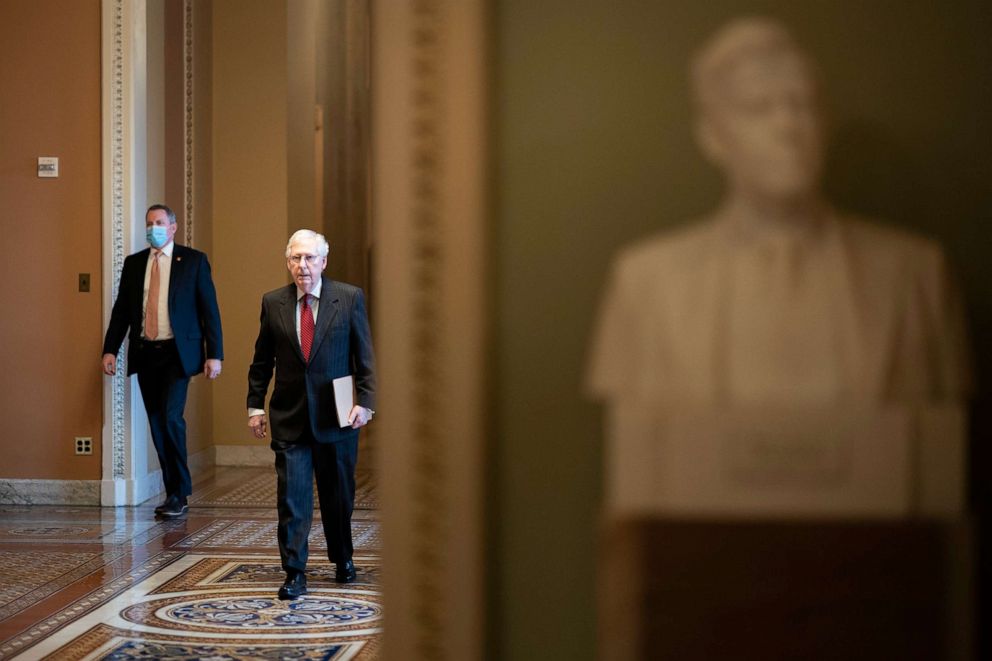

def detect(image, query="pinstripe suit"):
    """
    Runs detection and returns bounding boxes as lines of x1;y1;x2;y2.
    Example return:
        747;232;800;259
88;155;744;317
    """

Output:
247;276;376;572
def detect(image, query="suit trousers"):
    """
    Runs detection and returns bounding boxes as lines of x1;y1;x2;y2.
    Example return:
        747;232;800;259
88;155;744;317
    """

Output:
272;430;358;574
135;340;192;499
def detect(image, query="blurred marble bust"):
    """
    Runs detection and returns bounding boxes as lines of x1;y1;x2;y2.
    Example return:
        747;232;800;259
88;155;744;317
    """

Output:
587;18;971;516
589;17;969;407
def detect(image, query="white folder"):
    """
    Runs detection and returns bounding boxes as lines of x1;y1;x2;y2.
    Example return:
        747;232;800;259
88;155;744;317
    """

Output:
333;375;355;427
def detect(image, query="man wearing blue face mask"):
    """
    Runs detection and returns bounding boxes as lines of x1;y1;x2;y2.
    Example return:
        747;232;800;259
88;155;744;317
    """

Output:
102;204;224;518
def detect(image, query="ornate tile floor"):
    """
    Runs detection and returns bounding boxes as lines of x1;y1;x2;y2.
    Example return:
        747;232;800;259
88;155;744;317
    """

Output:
190;468;378;510
0;468;380;660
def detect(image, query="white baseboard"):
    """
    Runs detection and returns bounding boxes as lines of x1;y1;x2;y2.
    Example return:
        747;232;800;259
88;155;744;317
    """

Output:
100;476;160;506
214;444;271;467
2;447;218;507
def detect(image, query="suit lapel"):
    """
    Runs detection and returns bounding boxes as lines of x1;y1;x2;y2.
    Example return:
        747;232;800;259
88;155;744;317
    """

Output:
278;285;306;363
131;248;151;313
310;277;340;359
167;244;184;314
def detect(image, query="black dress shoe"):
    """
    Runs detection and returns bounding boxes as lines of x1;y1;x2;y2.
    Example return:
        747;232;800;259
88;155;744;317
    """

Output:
278;572;307;600
153;496;172;514
159;496;188;518
335;559;357;583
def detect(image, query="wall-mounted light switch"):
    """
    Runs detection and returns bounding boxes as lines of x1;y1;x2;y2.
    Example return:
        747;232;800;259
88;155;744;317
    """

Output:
38;156;59;178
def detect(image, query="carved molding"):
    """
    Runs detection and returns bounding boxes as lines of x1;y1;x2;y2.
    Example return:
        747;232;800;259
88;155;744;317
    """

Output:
110;0;126;481
406;0;447;656
375;1;487;658
183;0;194;247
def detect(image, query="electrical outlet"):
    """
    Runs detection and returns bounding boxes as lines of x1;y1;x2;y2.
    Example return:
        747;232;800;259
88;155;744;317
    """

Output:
74;437;93;455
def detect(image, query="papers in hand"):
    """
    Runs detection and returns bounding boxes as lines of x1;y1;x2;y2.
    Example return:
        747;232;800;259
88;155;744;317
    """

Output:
333;375;355;427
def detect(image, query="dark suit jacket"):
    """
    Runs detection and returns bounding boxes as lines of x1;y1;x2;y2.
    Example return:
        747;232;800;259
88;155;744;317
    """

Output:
103;244;224;376
247;276;376;443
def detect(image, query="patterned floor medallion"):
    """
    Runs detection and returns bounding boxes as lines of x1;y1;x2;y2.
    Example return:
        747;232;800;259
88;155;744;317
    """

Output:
0;468;382;660
56;631;361;661
17;553;382;660
124;591;381;633
60;626;368;661
0;518;162;546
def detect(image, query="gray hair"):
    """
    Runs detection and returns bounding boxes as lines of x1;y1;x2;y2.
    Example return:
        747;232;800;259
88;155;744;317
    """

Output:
285;229;330;258
690;17;812;113
147;203;177;225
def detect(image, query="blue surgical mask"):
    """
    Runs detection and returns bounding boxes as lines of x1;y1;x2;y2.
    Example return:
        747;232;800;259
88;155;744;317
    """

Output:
146;225;170;249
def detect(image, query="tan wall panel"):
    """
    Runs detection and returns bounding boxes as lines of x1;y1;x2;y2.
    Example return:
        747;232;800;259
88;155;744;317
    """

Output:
322;0;370;292
0;0;102;480
184;0;215;459
210;0;290;447
163;0;185;234
287;0;318;233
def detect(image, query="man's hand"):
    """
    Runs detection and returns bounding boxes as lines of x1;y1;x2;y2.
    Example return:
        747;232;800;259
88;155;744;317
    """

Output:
102;353;117;376
249;414;267;439
348;405;373;429
204;358;222;379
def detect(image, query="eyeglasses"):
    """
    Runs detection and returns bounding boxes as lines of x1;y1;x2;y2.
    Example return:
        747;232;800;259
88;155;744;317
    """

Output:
289;254;323;265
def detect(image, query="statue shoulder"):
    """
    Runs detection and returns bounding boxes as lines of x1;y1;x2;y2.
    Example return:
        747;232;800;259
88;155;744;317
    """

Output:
837;215;947;270
613;218;720;276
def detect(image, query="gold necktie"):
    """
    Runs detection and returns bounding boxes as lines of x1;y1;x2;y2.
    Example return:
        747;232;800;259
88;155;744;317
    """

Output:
146;250;162;339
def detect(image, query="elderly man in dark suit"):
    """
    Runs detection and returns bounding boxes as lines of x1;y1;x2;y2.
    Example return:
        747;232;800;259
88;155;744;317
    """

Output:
102;203;224;518
247;229;376;600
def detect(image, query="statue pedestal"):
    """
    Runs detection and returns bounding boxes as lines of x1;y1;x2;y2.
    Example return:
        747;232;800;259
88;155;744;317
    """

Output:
605;404;966;518
599;517;974;661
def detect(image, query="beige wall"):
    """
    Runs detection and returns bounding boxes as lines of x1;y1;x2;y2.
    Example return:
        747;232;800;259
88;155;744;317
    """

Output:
206;0;375;457
0;0;352;476
323;0;371;292
0;0;103;480
183;0;214;456
163;0;185;227
210;0;291;448
287;0;319;232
